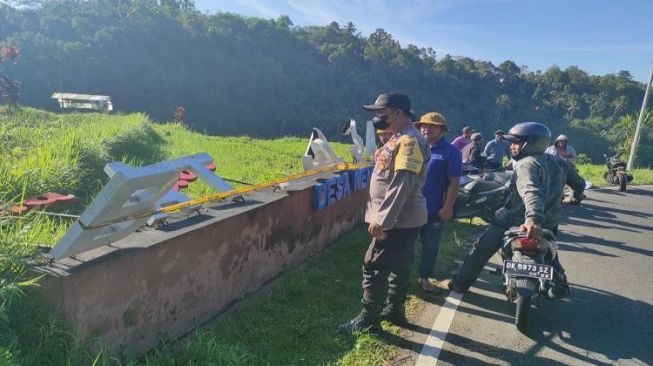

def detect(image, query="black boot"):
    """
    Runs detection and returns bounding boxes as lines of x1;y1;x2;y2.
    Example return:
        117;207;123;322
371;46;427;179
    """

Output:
380;302;407;325
337;304;382;334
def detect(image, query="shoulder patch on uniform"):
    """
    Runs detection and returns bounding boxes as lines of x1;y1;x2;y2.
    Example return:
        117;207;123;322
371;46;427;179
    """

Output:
395;135;423;173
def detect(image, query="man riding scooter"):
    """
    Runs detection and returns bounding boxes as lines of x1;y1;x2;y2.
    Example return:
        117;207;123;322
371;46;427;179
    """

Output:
439;122;584;297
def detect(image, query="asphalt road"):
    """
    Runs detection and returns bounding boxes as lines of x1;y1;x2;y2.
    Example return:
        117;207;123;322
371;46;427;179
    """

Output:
436;185;653;366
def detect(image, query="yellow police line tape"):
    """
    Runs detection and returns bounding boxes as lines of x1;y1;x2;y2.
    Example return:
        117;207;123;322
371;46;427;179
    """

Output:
80;162;372;230
160;162;371;214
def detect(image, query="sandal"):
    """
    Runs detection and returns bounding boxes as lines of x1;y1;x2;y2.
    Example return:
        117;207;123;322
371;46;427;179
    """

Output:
418;278;445;294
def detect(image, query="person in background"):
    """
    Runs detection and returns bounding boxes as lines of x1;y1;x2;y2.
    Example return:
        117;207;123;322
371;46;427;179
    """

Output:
546;134;586;204
483;129;511;169
376;129;394;147
545;135;577;163
413;112;462;295
451;126;474;150
338;93;430;333
461;132;485;170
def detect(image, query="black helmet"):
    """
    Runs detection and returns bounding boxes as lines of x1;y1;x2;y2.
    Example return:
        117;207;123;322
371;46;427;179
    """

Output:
503;122;551;160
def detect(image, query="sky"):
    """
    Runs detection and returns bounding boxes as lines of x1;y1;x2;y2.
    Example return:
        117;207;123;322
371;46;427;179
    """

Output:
194;0;653;83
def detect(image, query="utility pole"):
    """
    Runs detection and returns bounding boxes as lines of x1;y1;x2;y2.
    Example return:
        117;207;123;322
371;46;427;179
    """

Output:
627;63;653;171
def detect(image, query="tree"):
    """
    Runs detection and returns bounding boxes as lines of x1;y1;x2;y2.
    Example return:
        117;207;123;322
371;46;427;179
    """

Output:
495;94;511;127
0;0;647;160
610;96;628;118
0;44;21;106
275;15;293;30
609;110;653;164
498;60;520;86
564;94;581;119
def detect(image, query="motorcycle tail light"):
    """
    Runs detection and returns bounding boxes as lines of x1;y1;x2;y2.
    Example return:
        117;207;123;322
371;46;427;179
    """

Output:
510;237;549;253
518;237;540;249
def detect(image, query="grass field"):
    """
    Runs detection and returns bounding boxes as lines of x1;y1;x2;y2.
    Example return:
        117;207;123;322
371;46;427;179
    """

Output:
577;163;653;188
0;106;651;365
139;221;481;366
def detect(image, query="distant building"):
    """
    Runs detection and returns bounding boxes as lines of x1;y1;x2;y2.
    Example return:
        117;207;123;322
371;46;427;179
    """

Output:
51;92;113;112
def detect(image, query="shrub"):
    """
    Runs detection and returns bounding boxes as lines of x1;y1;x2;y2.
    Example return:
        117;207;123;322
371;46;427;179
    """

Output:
575;153;591;165
105;122;165;164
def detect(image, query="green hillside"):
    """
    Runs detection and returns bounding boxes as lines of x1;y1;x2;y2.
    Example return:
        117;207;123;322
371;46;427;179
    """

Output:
1;1;652;164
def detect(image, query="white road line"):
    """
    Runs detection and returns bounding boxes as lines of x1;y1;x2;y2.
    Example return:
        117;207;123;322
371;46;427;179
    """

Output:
414;291;463;366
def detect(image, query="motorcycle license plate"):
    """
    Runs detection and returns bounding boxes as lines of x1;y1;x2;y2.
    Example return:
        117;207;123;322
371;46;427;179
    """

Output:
503;260;553;280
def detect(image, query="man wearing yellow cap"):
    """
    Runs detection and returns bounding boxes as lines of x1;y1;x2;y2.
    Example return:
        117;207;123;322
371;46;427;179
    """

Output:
412;112;462;294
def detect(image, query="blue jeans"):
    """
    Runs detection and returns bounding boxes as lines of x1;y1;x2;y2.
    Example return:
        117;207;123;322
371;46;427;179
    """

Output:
418;217;445;278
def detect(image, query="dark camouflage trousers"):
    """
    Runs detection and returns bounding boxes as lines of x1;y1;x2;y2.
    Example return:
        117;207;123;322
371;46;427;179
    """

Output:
362;227;420;309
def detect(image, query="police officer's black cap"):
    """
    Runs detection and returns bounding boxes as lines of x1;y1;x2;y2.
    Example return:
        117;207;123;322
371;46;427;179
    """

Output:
495;129;506;135
363;93;411;112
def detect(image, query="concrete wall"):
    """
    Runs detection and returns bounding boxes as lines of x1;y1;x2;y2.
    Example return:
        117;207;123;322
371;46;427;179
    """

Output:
36;173;368;356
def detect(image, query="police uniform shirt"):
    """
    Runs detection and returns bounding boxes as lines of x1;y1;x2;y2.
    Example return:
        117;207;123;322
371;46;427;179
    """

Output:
365;123;430;229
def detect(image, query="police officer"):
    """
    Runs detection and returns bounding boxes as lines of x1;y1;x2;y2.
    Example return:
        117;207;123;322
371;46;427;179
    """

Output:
338;93;430;333
439;122;583;295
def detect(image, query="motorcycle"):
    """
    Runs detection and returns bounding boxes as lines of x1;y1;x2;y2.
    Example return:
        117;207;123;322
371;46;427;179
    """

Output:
453;167;511;222
604;154;633;192
500;228;567;332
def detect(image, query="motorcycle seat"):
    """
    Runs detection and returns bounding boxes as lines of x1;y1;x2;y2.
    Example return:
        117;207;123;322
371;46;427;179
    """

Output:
463;180;478;192
482;173;496;181
504;227;556;241
462;166;481;175
463;179;504;194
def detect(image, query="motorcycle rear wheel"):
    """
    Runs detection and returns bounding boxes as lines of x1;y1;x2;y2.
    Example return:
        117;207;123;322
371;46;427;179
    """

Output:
515;295;531;332
618;174;627;192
